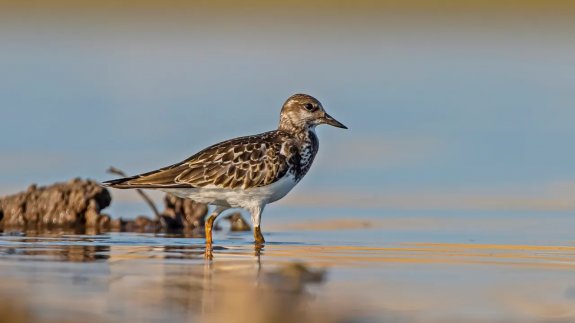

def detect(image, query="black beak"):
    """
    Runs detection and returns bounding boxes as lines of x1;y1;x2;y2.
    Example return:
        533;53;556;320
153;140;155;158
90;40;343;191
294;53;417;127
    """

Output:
322;112;348;129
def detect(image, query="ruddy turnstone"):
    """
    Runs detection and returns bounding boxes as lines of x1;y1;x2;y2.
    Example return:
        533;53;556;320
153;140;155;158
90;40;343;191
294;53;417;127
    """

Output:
103;94;347;245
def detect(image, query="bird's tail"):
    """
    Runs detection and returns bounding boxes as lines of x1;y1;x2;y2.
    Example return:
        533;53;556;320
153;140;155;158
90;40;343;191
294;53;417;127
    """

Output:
100;177;139;189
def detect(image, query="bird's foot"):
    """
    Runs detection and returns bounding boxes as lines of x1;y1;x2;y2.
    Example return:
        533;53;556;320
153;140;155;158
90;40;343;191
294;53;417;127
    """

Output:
254;243;264;257
204;243;214;260
254;226;265;245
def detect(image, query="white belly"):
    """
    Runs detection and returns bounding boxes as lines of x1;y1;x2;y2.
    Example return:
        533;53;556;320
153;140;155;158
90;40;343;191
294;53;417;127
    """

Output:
161;174;298;208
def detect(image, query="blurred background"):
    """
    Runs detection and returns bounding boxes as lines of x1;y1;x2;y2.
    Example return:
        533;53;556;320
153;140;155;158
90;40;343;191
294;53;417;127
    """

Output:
3;2;575;322
2;0;575;217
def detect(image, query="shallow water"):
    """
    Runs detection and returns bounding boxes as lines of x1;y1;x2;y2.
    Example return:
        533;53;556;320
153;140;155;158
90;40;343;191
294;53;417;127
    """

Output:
1;210;575;323
2;3;575;322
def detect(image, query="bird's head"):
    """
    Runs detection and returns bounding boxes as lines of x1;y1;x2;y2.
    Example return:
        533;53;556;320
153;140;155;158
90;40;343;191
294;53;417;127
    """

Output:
278;94;347;132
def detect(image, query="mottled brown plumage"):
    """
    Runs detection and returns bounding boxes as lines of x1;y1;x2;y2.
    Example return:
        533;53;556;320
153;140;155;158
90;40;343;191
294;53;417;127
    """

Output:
105;131;300;190
103;93;347;246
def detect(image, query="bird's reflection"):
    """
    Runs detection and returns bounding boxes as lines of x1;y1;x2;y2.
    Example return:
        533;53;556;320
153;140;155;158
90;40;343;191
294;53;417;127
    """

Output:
191;243;328;323
0;228;332;323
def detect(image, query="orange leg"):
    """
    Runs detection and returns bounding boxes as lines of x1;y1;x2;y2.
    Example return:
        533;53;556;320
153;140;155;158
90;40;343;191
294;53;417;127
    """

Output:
204;206;229;245
254;226;265;245
205;216;215;245
204;245;214;260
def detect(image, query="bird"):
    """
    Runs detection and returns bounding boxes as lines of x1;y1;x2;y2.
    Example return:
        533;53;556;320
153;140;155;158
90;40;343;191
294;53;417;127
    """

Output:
102;93;347;245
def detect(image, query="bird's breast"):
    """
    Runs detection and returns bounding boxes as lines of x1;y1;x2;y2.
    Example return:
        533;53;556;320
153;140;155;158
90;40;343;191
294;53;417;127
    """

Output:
291;130;319;181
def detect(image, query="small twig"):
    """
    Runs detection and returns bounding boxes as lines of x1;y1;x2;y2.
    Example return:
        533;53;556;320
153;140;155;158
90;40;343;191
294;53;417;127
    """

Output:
107;166;162;220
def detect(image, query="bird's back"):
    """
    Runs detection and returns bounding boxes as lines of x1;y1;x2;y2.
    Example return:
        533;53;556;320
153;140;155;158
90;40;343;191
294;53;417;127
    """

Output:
102;130;304;191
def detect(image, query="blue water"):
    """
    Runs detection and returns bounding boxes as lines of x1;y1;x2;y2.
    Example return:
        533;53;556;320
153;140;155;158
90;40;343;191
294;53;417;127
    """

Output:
1;211;575;323
1;18;575;221
2;11;575;323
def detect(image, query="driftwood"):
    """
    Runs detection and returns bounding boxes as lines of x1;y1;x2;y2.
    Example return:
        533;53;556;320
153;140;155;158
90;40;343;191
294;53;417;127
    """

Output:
0;178;111;230
0;173;249;234
222;212;251;231
160;194;208;231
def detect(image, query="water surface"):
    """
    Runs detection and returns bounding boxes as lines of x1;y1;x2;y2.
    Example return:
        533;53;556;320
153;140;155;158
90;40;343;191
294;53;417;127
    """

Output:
2;211;575;323
1;3;575;322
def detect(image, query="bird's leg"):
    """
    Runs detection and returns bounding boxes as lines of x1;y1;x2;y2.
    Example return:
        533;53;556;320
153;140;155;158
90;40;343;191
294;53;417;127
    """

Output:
205;206;229;245
249;205;265;245
204;245;213;261
254;226;265;244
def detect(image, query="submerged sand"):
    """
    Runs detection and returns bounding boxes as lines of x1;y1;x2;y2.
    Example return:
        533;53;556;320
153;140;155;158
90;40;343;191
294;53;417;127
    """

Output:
1;213;575;323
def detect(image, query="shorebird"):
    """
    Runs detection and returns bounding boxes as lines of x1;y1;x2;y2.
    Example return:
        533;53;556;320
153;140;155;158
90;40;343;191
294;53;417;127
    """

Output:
103;94;347;245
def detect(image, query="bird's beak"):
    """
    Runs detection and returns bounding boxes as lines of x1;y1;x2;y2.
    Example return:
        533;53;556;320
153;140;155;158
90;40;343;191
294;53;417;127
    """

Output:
322;112;348;129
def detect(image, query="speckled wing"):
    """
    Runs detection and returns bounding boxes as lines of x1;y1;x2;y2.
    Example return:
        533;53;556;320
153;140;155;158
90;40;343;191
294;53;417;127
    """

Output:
103;131;299;190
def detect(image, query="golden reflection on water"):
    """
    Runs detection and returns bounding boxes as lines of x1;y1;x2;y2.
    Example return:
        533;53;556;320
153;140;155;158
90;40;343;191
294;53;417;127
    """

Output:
1;229;575;322
0;234;344;323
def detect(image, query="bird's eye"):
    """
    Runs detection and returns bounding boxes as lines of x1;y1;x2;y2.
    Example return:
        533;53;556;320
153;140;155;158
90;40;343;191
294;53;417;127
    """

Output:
304;103;314;111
